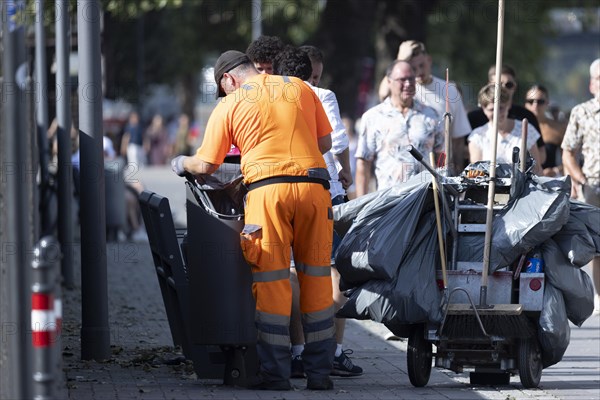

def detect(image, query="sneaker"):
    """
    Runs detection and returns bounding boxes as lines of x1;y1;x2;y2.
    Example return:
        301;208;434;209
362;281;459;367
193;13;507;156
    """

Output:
331;349;363;377
291;355;305;378
594;294;600;315
307;376;334;390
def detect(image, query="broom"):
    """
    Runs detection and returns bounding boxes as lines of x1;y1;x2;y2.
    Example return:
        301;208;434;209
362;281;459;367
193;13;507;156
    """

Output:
439;0;533;340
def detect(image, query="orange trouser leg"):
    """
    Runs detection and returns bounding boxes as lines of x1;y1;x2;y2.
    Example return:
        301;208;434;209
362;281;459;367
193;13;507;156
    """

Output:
240;182;335;381
291;183;336;380
240;184;293;381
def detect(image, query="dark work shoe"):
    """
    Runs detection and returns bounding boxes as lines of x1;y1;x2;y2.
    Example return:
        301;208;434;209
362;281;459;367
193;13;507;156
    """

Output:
331;349;363;377
306;376;334;390
291;355;306;379
247;377;292;391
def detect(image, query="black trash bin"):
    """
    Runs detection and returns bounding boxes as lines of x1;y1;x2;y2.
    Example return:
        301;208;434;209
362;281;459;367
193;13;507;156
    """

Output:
185;163;258;386
139;190;224;380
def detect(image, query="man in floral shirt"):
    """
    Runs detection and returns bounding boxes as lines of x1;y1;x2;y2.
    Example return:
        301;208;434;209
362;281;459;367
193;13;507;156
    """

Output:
355;60;443;195
562;58;600;313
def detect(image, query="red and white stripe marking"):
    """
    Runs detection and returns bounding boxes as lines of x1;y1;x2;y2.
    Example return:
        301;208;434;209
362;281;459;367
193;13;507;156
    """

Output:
31;293;56;347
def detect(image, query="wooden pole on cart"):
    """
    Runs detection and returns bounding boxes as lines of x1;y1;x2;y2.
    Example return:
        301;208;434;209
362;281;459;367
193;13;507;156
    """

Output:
520;118;528;173
444;69;452;174
430;152;448;292
480;0;505;307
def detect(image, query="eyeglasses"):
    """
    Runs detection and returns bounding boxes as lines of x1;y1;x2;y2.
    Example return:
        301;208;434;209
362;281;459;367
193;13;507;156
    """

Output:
526;99;547;105
390;76;416;84
502;81;516;89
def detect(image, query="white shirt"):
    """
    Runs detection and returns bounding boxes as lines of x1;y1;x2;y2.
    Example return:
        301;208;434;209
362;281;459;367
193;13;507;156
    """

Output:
308;82;349;198
415;75;472;138
468;119;540;163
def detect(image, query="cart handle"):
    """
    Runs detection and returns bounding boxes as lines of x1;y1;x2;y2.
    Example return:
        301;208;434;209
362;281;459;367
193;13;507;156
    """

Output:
405;145;459;197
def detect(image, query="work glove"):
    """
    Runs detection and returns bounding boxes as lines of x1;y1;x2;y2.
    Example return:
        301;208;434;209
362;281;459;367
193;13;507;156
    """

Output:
171;155;187;177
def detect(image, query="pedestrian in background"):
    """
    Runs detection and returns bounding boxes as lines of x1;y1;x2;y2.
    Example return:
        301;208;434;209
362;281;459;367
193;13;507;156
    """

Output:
355;60;444;196
524;84;566;176
468;84;542;174
144;114;169;165
171;50;336;391
468;64;546;166
120;111;146;168
561;58;600;314
379;40;472;173
246;35;285;74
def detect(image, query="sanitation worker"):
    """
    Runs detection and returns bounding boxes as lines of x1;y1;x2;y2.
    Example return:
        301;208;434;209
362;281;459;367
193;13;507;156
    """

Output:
171;50;336;391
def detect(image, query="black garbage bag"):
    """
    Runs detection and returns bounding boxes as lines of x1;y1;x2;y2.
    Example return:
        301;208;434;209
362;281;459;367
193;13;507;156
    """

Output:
541;239;595;327
334;177;432;288
190;163;246;216
337;212;443;324
538;282;571;368
333;173;430;238
453;176;571;270
489;177;570;271
552;200;600;267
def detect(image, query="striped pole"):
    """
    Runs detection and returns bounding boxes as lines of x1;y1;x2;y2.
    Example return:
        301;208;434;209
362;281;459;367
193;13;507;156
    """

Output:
31;293;55;348
31;237;60;399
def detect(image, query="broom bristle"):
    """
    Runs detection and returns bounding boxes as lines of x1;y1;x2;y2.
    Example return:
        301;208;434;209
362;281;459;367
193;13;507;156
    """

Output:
441;314;535;339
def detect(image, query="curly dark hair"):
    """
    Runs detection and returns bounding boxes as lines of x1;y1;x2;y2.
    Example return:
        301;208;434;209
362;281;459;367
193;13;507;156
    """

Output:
299;45;323;64
246;35;285;64
272;45;312;81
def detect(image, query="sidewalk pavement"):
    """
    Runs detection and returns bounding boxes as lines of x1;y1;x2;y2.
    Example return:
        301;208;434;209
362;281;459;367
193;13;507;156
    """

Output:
57;237;600;400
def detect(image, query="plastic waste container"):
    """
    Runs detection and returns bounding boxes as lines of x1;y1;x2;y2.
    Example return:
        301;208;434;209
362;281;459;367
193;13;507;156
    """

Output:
185;162;258;385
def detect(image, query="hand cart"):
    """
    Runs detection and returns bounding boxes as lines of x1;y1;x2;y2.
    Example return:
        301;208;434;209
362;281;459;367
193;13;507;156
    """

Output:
406;146;545;388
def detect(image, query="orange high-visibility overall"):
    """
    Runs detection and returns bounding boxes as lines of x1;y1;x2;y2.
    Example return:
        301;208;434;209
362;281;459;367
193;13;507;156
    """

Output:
196;74;335;382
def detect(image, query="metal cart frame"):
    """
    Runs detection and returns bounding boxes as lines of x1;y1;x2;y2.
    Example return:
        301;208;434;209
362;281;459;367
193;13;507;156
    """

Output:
406;147;545;388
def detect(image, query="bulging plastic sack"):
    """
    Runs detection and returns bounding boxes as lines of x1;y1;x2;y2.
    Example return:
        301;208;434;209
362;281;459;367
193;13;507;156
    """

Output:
334;177;431;288
336;212;442;325
541;239;595;327
538;282;570;368
489;177;570;271
552;200;600;267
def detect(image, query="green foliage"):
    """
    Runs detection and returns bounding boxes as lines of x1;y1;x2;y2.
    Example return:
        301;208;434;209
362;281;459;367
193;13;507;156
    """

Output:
425;0;550;108
425;0;598;108
102;0;183;19
103;0;323;103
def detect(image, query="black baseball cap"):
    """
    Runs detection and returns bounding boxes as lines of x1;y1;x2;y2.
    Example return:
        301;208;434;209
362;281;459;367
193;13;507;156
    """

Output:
214;50;251;98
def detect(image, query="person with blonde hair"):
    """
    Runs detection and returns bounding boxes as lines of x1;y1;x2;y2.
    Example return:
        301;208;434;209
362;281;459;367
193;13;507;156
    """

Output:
468;84;542;174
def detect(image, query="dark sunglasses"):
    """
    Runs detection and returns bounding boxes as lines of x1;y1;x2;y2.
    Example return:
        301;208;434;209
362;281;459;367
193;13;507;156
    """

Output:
502;81;516;89
526;99;547;105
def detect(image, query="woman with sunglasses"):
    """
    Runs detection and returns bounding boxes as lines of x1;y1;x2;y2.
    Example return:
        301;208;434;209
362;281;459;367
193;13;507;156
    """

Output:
468;84;543;175
525;84;567;176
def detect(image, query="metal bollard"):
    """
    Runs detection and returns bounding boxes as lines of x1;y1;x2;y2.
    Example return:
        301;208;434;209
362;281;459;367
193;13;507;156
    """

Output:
31;236;60;400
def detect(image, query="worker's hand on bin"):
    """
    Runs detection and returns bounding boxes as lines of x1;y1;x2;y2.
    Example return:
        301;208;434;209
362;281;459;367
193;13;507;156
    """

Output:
171;155;187;177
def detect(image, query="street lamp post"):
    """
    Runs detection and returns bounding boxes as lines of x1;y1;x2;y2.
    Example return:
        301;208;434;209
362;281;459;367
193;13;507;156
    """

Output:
77;0;111;361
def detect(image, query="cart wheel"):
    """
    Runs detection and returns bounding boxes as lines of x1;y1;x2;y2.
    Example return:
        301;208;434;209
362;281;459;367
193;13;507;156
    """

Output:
407;324;432;387
518;336;542;388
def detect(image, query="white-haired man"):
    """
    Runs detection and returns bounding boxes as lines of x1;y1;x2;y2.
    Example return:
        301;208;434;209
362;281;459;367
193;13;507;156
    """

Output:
562;58;600;313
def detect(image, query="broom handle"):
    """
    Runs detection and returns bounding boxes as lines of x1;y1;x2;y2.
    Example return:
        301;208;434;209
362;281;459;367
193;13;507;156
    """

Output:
444;68;451;173
520;118;528;173
481;0;505;307
430;152;447;288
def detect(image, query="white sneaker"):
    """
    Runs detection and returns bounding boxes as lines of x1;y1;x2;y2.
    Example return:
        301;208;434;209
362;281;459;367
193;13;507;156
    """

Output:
594;294;600;315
